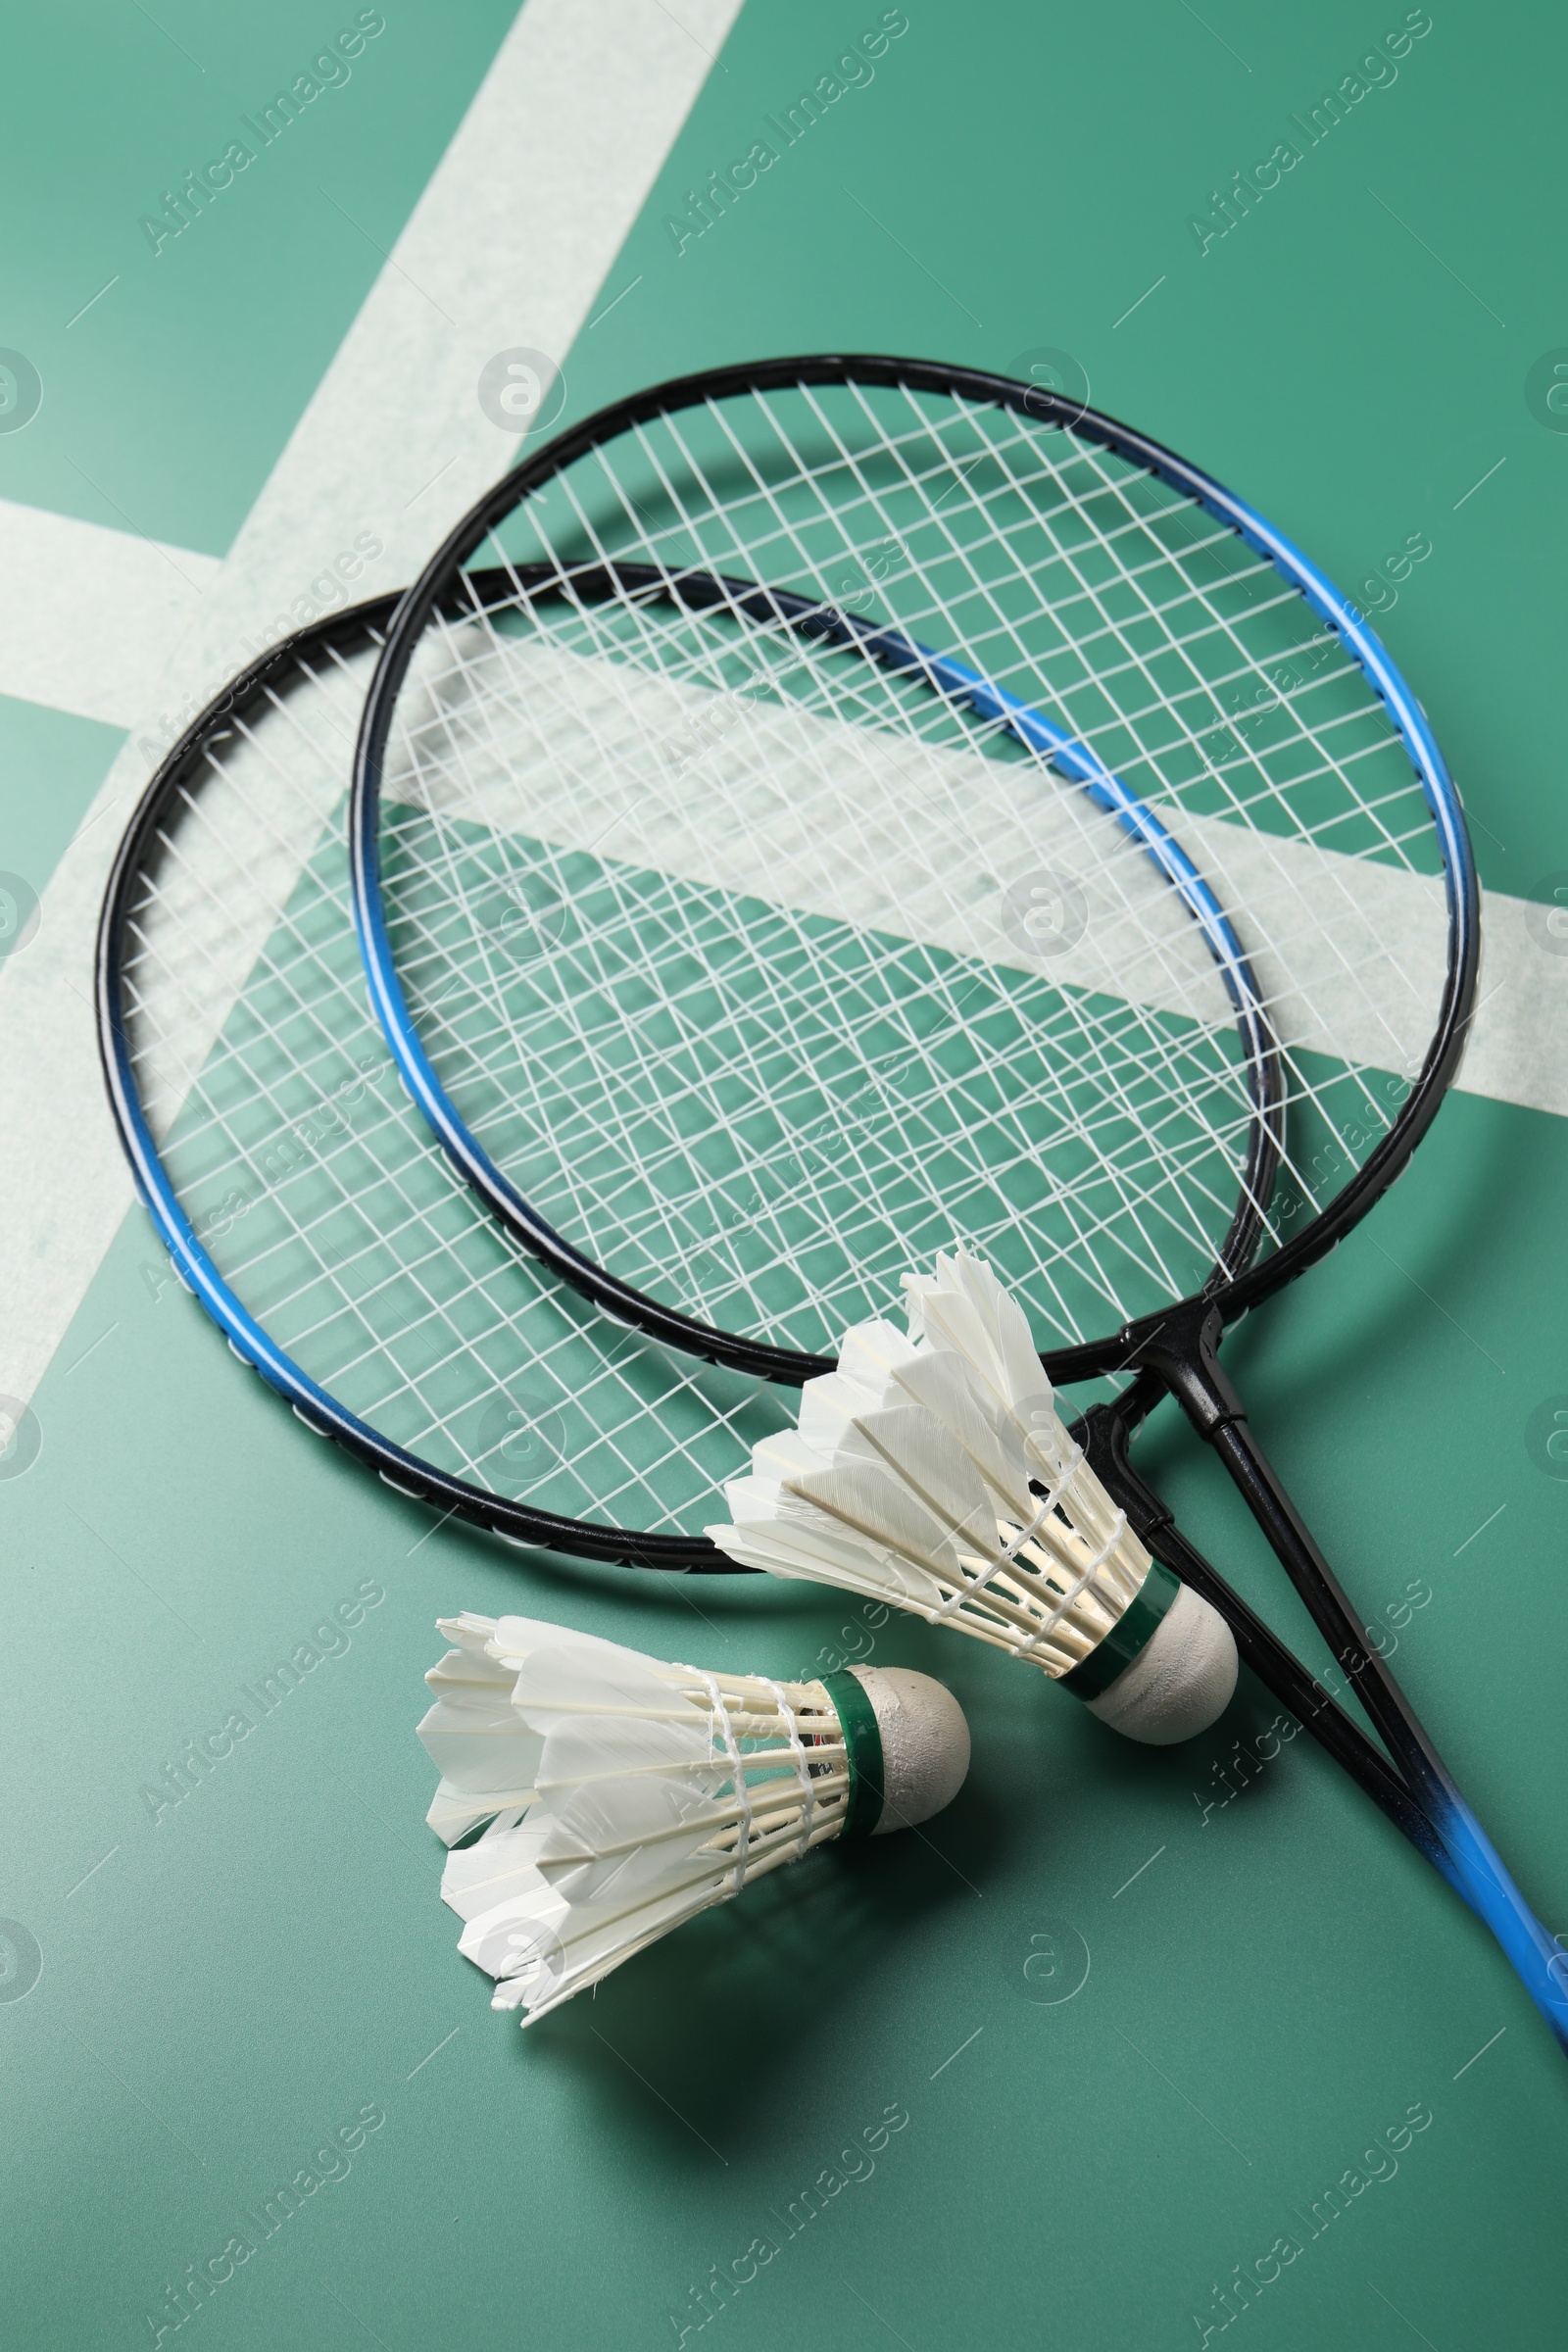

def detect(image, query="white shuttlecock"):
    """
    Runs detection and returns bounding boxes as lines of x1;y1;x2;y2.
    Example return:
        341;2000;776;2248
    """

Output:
708;1250;1237;1745
416;1613;969;2025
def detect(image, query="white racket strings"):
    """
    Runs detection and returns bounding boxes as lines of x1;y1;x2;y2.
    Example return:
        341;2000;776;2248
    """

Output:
115;623;791;1536
371;376;1448;1360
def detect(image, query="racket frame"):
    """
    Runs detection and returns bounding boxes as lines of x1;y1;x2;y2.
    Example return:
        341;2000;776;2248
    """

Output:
343;366;1568;2038
95;587;735;1570
349;353;1479;1389
96;559;1515;1967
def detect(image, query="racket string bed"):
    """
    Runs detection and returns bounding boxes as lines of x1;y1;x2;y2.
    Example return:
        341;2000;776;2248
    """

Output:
712;378;1415;897
101;596;797;1554
359;381;1445;1372
385;625;1259;1336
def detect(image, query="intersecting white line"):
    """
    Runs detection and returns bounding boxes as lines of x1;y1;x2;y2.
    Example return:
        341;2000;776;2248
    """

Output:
0;0;746;1414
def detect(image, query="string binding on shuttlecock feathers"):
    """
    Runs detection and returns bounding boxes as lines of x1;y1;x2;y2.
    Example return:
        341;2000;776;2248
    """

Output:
708;1250;1237;1745
416;1614;969;2025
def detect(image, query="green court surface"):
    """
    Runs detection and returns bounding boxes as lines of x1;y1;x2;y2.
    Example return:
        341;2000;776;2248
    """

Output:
3;4;1567;2347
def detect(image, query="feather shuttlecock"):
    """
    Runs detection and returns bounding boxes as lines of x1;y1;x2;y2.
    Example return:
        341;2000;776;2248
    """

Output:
708;1250;1237;1745
416;1613;969;2024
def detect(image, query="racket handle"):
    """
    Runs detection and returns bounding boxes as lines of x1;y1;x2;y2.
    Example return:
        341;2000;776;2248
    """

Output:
1130;1501;1568;2049
1200;1410;1568;2041
1130;1315;1568;2057
1415;1795;1568;2054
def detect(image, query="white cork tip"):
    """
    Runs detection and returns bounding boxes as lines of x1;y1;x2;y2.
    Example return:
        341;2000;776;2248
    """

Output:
1084;1583;1238;1746
848;1666;971;1832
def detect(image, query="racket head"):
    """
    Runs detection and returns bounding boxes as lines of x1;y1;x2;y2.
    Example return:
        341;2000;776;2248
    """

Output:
96;589;796;1568
351;356;1478;1387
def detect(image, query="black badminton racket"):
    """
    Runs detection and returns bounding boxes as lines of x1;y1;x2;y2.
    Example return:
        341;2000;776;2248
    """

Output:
97;592;1449;1908
344;356;1566;2048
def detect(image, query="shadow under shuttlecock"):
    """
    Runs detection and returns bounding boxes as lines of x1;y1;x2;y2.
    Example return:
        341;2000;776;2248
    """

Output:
493;1772;1009;2153
1060;1647;1394;1884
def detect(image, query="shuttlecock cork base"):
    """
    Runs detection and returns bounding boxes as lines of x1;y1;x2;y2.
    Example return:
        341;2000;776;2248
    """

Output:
417;1615;968;2025
709;1250;1238;1746
850;1662;972;1827
1069;1576;1240;1745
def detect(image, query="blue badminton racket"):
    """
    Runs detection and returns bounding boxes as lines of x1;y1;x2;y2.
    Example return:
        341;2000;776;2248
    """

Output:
343;356;1567;2050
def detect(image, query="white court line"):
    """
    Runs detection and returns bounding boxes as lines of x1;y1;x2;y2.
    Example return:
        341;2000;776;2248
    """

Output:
387;631;1568;1121
0;0;744;1412
0;497;220;725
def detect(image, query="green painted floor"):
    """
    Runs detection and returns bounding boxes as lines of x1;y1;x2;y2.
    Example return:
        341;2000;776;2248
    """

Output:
3;4;1566;2347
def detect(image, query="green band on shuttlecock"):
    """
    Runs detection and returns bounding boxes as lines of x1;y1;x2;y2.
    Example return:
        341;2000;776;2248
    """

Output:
820;1669;885;1838
1057;1559;1183;1702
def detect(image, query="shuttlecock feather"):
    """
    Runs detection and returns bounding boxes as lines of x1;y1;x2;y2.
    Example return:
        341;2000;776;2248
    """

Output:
417;1613;969;2024
708;1250;1237;1744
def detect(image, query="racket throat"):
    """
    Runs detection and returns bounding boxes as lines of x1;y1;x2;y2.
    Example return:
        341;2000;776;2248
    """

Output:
1070;1396;1446;1870
1117;1299;1246;1439
1124;1303;1460;1825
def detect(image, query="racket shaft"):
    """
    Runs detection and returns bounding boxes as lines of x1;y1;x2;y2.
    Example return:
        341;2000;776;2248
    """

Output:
1137;1521;1458;1883
1079;1406;1462;1889
1206;1413;1568;2052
